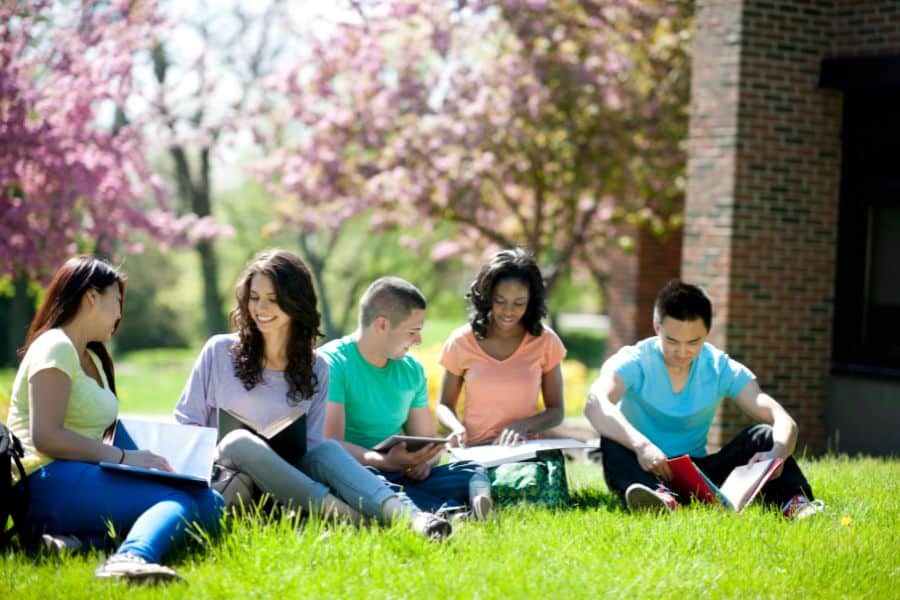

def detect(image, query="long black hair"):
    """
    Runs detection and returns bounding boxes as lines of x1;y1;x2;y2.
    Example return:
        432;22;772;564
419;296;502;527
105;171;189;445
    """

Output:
466;247;547;340
230;249;323;402
20;256;125;397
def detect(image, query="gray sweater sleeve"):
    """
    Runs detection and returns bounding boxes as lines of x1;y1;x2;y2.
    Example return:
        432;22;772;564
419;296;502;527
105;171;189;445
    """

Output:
304;356;330;448
173;335;229;426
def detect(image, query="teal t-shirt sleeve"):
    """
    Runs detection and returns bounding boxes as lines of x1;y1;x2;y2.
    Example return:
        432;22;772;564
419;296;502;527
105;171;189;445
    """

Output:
718;353;756;398
410;359;428;409
323;354;346;405
608;345;644;390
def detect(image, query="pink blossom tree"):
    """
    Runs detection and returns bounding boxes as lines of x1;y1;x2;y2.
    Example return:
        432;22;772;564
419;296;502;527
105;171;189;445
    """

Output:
0;0;182;363
254;0;691;309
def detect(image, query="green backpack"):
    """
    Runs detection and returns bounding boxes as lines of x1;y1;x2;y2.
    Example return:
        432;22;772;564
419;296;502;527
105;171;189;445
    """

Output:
488;449;570;508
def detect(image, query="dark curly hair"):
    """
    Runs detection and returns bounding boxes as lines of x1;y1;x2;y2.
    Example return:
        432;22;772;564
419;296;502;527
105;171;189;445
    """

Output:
466;248;547;340
230;249;323;403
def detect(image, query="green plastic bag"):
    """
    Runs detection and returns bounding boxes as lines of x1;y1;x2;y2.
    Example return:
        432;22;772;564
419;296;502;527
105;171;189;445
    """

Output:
488;449;570;508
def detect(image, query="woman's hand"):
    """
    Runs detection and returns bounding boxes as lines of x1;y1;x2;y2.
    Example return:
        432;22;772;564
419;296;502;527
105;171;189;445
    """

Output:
494;425;527;447
122;450;174;472
448;428;467;448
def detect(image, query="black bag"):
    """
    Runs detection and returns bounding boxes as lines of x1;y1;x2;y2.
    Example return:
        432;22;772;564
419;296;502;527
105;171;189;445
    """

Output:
1;422;30;549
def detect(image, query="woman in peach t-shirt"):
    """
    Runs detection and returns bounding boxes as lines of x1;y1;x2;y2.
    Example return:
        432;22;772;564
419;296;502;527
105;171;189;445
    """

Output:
437;248;566;446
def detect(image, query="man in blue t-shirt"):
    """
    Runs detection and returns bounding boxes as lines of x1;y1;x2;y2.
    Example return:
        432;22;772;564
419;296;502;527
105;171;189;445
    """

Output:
585;280;822;519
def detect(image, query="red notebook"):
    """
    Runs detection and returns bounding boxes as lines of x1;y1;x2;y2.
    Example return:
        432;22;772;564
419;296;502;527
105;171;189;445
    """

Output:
666;455;784;512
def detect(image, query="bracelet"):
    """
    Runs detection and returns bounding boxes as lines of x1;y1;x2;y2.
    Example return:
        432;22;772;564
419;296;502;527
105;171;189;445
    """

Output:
118;447;126;464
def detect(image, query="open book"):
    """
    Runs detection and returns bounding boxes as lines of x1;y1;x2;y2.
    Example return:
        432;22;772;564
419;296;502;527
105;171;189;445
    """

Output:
448;438;596;468
100;418;218;486
665;454;784;512
372;434;451;453
218;405;309;465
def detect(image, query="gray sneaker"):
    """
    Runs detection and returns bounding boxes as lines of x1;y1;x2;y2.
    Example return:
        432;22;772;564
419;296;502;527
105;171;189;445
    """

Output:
94;552;183;584
41;534;84;555
411;512;452;541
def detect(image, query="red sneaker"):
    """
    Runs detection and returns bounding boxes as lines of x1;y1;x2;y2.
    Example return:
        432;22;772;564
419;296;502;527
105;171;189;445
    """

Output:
625;483;679;513
781;494;825;520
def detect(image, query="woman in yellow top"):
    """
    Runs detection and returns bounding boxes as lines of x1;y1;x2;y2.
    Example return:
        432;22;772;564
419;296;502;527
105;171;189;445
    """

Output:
5;256;222;582
437;248;566;447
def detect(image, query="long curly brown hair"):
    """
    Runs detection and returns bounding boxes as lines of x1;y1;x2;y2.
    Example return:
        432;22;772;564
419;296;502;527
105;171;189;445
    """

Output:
230;250;323;402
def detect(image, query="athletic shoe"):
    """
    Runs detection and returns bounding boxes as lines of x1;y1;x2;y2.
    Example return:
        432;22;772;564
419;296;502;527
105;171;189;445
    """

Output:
411;512;452;541
625;483;679;513
781;494;826;520
94;552;183;584
41;534;83;555
472;493;495;521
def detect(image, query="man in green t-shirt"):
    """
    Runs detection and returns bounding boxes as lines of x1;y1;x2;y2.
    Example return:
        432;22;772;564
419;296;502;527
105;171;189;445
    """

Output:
320;277;491;516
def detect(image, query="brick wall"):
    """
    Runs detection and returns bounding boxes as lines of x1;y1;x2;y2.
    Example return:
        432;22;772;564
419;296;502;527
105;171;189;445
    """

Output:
604;225;683;359
684;0;900;452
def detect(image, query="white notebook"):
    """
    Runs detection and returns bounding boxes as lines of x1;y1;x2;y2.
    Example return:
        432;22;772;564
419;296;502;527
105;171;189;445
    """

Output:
99;418;217;486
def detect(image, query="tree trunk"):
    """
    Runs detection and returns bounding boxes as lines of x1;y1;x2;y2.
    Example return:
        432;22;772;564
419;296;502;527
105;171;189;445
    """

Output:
298;233;340;341
4;273;34;367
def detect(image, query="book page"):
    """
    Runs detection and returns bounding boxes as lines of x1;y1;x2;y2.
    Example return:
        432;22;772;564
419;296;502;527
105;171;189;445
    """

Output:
720;458;776;511
259;401;310;438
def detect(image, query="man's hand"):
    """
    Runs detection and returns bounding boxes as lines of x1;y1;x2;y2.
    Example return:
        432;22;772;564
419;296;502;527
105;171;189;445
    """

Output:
384;441;443;471
635;441;671;481
403;461;432;480
747;446;787;479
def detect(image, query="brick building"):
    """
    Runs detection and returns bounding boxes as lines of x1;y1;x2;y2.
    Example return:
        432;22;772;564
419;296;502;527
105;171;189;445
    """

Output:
608;1;900;455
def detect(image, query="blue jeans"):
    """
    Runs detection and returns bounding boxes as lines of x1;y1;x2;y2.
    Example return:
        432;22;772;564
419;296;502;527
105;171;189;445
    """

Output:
25;460;224;564
381;462;480;512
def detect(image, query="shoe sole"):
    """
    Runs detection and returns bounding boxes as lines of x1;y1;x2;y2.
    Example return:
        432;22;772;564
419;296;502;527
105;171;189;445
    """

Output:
626;486;673;513
472;494;494;521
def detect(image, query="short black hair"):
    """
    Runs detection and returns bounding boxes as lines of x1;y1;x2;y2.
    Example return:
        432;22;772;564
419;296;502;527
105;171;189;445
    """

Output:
653;279;712;331
467;247;547;339
359;277;427;327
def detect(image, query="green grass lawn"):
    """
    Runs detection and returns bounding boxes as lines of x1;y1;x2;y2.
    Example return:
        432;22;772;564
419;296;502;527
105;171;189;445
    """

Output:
2;457;897;598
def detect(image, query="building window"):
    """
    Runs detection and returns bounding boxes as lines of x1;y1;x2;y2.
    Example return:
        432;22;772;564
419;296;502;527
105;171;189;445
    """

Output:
832;88;900;377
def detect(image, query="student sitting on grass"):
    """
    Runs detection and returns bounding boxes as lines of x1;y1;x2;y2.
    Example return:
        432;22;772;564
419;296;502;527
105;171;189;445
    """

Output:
5;256;223;583
584;279;824;519
174;250;450;540
320;276;491;520
436;248;566;448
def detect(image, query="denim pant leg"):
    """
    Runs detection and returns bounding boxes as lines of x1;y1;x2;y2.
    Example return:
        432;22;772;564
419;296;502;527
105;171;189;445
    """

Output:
599;436;665;499
693;424;814;507
298;440;396;518
383;462;477;512
216;429;331;512
26;460;223;564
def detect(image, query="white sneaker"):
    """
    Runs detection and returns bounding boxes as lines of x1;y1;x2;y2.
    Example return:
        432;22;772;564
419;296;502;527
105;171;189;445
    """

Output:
625;483;679;513
94;552;183;584
472;493;495;521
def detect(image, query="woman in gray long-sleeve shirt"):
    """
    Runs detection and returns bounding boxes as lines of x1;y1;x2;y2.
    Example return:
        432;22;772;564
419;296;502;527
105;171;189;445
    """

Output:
174;249;451;540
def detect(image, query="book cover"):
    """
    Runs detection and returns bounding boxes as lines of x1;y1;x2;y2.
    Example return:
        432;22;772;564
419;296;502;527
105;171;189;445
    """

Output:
372;434;451;453
99;418;218;486
448;438;596;468
665;455;783;512
217;407;307;465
